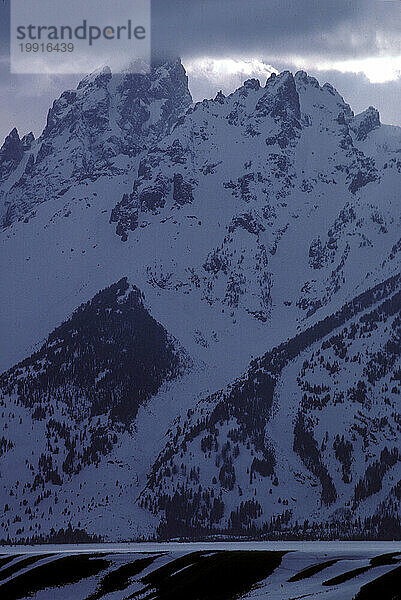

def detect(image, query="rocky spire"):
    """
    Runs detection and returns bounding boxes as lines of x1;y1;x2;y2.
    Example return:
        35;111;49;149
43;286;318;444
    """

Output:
350;106;381;141
255;71;301;122
21;132;35;151
0;128;25;182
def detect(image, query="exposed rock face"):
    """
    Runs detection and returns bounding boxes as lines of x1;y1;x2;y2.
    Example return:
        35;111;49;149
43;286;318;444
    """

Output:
350;106;381;141
173;173;194;206
21;132;35;151
256;71;301;122
0;128;24;183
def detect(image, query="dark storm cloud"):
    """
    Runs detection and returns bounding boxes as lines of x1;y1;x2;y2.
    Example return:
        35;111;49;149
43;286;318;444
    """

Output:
152;0;400;61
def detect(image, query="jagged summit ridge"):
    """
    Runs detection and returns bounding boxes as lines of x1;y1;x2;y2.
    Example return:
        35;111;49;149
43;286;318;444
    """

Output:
109;66;384;239
0;59;192;228
105;66;394;331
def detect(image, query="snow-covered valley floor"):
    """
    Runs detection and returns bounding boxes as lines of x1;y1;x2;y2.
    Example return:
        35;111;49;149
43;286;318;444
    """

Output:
0;541;400;599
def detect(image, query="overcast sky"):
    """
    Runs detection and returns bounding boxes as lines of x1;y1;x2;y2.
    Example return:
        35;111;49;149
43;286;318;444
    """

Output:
0;0;400;143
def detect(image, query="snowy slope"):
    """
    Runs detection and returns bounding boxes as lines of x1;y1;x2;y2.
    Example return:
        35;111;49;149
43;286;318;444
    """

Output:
143;275;401;538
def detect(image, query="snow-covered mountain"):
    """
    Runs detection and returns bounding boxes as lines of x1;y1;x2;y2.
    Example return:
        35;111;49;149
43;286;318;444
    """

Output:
0;59;191;229
0;59;400;542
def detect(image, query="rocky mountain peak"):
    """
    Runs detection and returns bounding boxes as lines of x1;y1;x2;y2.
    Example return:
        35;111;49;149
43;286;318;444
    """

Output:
77;65;112;90
350;106;381;141
152;58;191;93
0;59;193;227
214;90;226;104
243;78;261;90
294;70;320;88
256;70;301;121
41;58;191;144
21;132;35;151
5;127;20;141
0;127;25;183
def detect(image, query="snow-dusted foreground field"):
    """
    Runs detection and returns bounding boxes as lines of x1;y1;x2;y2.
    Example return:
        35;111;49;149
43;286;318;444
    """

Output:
0;541;400;599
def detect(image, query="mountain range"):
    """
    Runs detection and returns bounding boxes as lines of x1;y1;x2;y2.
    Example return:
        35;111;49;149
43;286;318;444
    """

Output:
0;58;400;542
